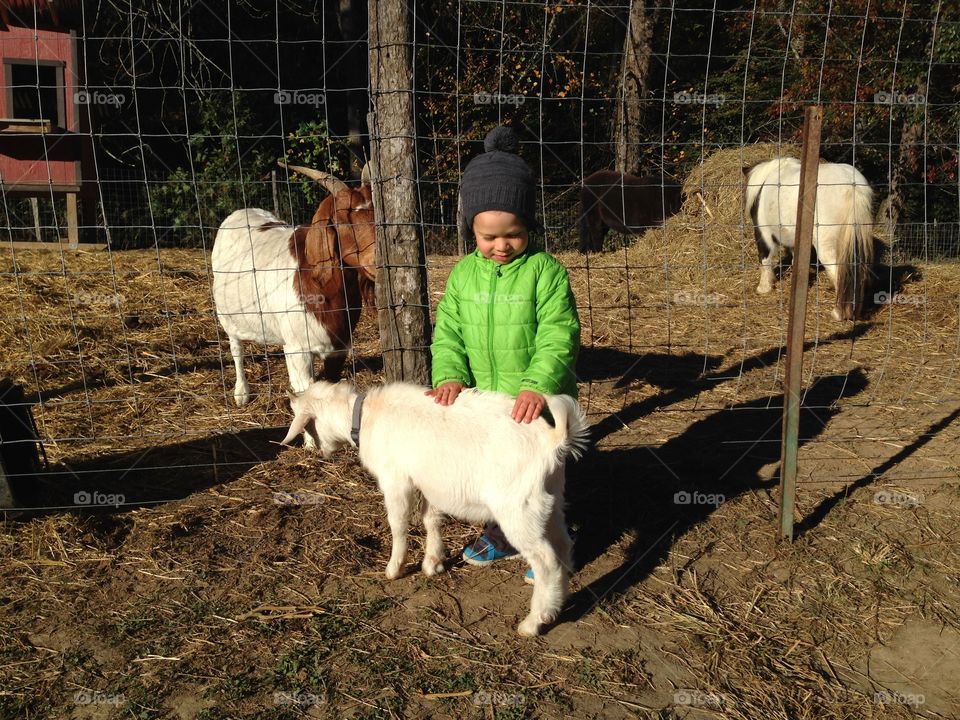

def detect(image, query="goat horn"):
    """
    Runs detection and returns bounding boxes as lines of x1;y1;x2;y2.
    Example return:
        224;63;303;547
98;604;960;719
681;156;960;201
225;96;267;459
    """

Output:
279;161;348;195
360;162;371;185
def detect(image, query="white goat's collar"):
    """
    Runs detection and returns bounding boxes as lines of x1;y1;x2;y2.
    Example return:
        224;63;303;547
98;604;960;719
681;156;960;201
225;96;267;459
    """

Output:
350;392;366;448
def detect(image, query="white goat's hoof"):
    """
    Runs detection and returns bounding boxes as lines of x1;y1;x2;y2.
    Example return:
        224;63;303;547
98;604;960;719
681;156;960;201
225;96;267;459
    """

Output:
302;433;317;450
233;387;251;406
831;307;843;321
422;556;446;576
517;616;542;637
756;284;773;295
385;561;403;580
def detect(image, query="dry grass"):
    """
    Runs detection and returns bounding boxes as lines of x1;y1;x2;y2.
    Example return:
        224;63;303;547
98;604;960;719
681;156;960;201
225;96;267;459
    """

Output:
1;186;959;719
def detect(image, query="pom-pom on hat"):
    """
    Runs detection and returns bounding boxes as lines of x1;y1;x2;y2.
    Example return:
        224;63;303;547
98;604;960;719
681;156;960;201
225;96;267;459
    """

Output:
459;126;540;241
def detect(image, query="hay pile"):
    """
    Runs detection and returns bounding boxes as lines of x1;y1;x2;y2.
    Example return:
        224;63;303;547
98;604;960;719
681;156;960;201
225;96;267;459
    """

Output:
679;142;801;223
615;144;902;289
601;143;799;289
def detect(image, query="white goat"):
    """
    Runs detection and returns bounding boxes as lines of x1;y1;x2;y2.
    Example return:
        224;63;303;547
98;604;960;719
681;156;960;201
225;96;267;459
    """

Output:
281;380;590;636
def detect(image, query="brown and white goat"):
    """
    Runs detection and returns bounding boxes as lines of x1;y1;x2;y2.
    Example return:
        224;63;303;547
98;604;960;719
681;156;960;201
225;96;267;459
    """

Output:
212;166;375;411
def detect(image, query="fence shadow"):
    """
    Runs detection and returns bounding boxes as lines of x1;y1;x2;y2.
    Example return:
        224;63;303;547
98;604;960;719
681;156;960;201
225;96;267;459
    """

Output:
577;346;724;388
561;369;868;622
7;426;284;515
794;404;960;537
24;356;229;404
587;323;873;446
6;342;381;516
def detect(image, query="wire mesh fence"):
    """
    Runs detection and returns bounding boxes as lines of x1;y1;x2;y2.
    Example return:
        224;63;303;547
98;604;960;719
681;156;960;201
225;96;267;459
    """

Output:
3;183;955;257
1;1;959;714
0;0;954;508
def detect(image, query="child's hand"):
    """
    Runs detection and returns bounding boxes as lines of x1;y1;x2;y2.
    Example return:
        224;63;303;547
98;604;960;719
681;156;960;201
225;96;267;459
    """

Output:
512;390;546;423
426;381;465;406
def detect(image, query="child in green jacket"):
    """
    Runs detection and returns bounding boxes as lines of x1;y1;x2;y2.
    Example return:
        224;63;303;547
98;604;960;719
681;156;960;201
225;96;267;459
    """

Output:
427;126;581;577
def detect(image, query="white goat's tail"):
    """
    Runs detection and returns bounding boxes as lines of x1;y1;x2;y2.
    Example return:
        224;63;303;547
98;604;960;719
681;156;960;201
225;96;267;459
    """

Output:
834;181;875;320
545;394;591;464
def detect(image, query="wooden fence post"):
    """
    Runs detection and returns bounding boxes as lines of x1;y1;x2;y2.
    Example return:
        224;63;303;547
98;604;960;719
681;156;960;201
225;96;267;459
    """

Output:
778;106;822;541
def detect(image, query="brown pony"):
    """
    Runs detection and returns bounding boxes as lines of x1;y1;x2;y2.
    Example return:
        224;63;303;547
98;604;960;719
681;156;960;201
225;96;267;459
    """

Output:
579;171;683;253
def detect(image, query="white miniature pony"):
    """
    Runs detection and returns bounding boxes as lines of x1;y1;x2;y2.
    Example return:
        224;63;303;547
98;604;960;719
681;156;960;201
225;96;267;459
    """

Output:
744;157;875;320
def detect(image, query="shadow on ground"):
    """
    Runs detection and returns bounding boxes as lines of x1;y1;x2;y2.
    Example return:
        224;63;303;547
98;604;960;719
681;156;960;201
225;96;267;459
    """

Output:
577;346;724;389
562;327;874;622
7;427;283;516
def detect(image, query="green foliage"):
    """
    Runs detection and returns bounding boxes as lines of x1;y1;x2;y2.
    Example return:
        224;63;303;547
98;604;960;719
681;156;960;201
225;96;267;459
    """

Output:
221;668;260;701
147;92;278;246
282;119;354;207
145;100;352;247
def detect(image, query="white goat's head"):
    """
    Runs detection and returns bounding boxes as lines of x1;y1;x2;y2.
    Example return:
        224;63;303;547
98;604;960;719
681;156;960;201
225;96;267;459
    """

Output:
281;380;355;457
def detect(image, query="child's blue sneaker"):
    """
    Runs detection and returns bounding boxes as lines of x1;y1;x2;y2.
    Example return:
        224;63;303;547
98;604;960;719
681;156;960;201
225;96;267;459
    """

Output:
524;567;534;585
462;535;518;566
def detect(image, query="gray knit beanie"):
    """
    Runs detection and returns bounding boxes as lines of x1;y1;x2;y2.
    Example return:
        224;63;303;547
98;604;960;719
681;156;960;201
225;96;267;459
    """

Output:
458;126;540;241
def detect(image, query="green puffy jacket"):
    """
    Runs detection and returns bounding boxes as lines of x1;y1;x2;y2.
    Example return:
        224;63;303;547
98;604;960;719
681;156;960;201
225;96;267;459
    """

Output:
431;249;580;397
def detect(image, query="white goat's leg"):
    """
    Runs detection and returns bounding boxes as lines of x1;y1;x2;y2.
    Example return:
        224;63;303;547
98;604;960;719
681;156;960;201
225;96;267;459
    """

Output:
284;348;317;447
383;481;414;580
516;539;566;637
501;512;568;637
421;501;447;577
529;475;573;632
228;337;251;407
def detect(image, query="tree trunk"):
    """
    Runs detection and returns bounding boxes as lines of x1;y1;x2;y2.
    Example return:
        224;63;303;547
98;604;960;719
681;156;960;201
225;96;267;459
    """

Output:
875;0;940;237
368;0;431;384
876;119;921;235
456;192;466;256
613;0;652;173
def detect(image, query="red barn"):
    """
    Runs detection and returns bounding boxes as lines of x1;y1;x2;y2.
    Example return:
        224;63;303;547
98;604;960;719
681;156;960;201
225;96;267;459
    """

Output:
0;0;97;247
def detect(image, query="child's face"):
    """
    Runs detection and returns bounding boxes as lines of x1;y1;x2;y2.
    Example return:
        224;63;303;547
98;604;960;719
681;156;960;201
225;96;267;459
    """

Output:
473;210;529;264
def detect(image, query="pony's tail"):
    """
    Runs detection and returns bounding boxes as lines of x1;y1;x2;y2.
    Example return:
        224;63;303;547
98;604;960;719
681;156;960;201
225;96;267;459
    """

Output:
834;183;875;320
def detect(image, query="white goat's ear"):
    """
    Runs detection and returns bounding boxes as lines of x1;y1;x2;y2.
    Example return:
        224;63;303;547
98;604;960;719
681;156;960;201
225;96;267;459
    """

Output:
280;405;313;446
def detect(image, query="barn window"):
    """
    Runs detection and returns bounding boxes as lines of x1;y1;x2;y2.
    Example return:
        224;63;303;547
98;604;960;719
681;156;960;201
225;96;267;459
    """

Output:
4;60;65;128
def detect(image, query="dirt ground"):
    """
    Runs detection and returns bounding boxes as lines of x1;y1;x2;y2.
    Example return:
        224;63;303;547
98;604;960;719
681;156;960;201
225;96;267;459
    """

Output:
1;236;959;719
